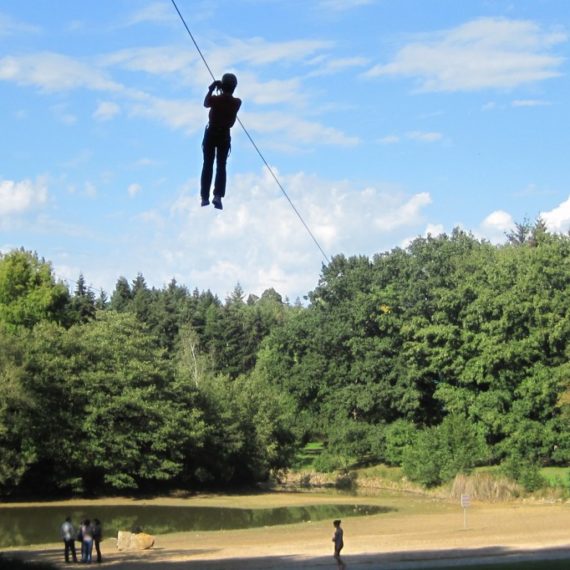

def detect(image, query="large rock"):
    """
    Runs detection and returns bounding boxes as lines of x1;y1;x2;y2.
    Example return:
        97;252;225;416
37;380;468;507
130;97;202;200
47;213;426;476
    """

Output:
117;530;155;551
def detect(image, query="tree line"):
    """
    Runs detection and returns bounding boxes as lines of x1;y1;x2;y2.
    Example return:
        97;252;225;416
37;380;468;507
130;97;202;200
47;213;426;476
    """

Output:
0;221;568;495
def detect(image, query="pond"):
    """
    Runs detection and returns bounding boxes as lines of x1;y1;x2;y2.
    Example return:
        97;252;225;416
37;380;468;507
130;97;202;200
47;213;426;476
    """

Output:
0;503;392;547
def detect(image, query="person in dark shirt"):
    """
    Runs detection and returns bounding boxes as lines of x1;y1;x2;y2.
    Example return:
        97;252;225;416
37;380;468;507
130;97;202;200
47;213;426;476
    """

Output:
92;518;103;563
200;73;242;210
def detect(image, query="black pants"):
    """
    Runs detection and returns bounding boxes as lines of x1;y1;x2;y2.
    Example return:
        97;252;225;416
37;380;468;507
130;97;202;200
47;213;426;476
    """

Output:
95;539;102;562
201;126;231;201
64;539;77;562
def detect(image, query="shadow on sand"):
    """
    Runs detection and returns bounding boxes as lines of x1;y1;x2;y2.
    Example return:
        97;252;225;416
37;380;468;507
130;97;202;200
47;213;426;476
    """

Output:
7;544;570;570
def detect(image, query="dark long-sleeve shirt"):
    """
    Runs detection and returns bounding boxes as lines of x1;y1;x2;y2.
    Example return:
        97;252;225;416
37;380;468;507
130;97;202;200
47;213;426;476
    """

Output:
204;92;241;131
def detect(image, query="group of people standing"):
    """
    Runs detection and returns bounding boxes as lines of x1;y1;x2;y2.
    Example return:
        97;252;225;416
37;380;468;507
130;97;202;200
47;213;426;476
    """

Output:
60;514;341;566
60;516;103;564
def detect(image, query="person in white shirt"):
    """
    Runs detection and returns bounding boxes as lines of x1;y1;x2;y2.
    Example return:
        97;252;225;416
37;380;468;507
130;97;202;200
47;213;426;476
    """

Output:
60;516;77;563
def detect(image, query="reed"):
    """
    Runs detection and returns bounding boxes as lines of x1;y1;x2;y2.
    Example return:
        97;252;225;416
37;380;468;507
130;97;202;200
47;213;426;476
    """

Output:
450;472;522;502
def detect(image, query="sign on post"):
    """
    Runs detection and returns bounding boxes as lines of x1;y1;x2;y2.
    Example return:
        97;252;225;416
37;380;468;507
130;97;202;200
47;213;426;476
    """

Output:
460;494;471;529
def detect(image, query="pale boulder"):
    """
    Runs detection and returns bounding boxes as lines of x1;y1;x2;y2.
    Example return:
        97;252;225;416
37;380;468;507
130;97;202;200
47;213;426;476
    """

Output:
117;530;155;551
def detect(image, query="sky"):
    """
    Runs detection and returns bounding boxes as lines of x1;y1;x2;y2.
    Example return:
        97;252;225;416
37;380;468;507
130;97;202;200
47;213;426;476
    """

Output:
1;0;570;302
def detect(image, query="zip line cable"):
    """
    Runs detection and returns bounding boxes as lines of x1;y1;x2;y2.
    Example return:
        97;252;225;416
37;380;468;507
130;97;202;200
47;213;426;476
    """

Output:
169;0;331;265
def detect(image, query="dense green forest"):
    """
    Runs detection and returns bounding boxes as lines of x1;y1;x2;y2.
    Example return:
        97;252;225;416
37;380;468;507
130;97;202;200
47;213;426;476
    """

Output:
0;222;568;495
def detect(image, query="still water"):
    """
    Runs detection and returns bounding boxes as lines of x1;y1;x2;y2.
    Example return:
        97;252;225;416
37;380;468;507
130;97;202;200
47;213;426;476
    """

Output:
0;503;390;547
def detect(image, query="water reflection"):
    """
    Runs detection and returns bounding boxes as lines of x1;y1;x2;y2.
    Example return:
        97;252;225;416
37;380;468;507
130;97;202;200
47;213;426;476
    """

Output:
0;505;391;547
0;503;391;547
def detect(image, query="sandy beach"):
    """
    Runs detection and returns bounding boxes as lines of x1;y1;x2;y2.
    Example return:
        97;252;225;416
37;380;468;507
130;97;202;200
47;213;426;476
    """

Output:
3;492;569;569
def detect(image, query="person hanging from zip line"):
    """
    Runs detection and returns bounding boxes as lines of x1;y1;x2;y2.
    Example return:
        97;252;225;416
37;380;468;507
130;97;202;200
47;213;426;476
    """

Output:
200;73;242;210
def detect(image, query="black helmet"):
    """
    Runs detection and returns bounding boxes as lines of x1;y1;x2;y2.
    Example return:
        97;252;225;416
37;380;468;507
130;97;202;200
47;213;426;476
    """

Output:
221;73;238;93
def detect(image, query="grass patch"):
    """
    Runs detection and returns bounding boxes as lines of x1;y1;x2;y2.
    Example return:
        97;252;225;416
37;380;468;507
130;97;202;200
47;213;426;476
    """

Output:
292;441;324;470
356;463;404;483
540;466;570;488
451;472;522;502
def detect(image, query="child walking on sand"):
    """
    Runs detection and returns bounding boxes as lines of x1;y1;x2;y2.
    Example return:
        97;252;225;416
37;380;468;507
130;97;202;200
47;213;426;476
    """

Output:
332;519;346;569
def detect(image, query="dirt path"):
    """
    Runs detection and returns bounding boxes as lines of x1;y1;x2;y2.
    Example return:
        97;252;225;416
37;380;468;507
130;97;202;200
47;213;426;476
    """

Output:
3;493;569;569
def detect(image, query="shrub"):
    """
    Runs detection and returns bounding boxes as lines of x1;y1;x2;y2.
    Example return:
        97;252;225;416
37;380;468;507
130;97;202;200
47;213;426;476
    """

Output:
501;456;546;492
313;452;345;473
384;420;417;466
402;414;489;487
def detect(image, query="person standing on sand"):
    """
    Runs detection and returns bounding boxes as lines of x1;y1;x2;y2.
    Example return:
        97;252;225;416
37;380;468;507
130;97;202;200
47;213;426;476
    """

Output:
332;519;346;569
93;518;103;563
80;518;94;563
60;516;78;563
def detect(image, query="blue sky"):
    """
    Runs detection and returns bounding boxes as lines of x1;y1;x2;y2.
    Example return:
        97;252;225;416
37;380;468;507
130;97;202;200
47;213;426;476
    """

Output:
2;0;569;301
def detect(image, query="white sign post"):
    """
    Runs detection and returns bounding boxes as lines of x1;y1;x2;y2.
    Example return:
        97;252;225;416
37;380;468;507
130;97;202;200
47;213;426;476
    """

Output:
460;494;471;529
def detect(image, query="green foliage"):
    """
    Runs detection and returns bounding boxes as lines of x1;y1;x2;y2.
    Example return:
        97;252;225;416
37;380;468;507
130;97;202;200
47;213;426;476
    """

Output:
260;226;569;484
384;420;417;466
358;463;404;483
402;415;489;487
21;312;207;492
293;441;324;469
189;369;296;484
540;466;570;489
313;452;348;473
0;332;36;492
1;223;568;495
68;273;96;324
0;250;69;329
501;456;546;492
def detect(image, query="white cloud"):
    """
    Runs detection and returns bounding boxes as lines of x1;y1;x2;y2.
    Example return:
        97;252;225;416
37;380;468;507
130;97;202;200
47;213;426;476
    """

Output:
238;75;306;106
425;223;445;236
373;192;432;231
129;95;204;134
18;170;432;300
133;158;160;168
94;101;121;121
378;131;443;144
0;52;122;93
128;183;142;198
378;135;400;144
480;209;515;243
0;12;39;36
84;182;97;198
407;131;443;142
51;103;77;125
135;168;434;300
365;18;566;92
125;2;177;26
541;195;570;233
243;111;359;146
0;179;48;216
307;56;369;77
223;37;333;67
101;47;196;76
319;0;375;11
104;38;332;79
511;99;550;107
137;210;164;227
0;37;357;148
401;222;446;248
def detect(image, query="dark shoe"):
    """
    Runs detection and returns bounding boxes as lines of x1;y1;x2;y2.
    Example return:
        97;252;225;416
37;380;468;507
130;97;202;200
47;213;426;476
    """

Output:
201;199;210;207
212;196;223;210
